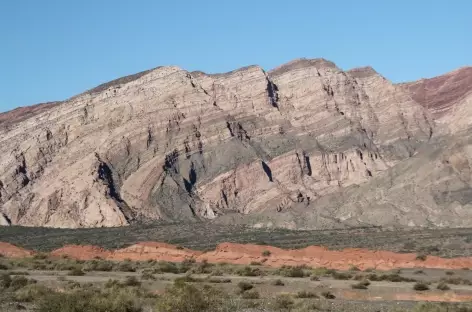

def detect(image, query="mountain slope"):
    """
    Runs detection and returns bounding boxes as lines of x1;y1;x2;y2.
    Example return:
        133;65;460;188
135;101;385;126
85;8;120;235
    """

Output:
1;58;471;229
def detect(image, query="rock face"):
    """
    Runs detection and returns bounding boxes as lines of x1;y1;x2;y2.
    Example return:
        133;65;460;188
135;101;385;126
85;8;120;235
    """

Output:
0;59;471;229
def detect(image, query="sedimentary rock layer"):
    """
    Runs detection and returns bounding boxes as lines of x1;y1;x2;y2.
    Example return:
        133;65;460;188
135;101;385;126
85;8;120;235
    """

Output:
0;59;471;229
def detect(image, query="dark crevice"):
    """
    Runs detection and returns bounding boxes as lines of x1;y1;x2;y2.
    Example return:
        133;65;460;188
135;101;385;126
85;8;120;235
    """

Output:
1;213;11;225
95;154;134;222
221;190;228;206
226;121;234;137
237;123;250;141
357;150;363;161
303;152;312;176
366;169;373;177
146;127;153;149
97;161;122;202
266;76;280;109
163;149;179;174
261;161;273;182
183;163;197;194
46;129;53;141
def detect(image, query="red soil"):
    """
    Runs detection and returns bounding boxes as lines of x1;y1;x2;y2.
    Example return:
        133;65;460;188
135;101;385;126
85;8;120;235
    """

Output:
0;242;34;258
2;241;472;271
50;245;111;260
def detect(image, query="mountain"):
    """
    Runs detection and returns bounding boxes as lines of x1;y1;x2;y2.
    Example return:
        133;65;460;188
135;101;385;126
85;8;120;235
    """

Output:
0;58;471;229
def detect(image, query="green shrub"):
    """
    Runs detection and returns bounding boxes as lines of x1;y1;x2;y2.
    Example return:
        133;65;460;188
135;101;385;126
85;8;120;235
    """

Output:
117;261;136;273
437;282;450;291
87;260;114;272
349;266;360;271
351;280;370;290
416;253;427;261
311;267;330;276
123;276;141;287
156;280;224;312
241;290;260;299
10;276;34;291
141;271;156;280
33;253;48;260
237;281;254;292
278;265;306;278
262;250;271;257
11;271;29;275
174;275;205;283
208;278;231;283
331;271;352;280
68;267;85;276
105;279;123;289
250;261;262;266
274;294;294;310
367;273;416;283
321;291;336;299
272;279;284;286
190;260;214;274
179;258;196;273
446;271;455;276
37;289;143;312
0;263;9;270
237;266;263;277
413;282;430;291
0;273;12;288
440;277;472;285
296;290;318;298
353;274;366;281
14;284;50;302
414;270;425;275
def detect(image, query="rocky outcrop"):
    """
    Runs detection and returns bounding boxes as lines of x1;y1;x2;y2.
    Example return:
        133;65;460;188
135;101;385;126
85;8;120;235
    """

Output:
0;58;471;229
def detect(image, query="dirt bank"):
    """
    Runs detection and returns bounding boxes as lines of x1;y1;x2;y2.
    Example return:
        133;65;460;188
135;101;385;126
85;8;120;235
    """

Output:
0;242;34;258
2;241;472;271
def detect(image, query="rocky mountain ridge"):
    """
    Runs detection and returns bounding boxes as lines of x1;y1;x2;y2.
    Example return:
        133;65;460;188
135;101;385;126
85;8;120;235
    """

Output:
0;58;471;229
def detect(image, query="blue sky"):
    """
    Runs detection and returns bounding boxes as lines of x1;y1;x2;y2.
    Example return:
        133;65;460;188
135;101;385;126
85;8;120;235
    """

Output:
0;0;470;112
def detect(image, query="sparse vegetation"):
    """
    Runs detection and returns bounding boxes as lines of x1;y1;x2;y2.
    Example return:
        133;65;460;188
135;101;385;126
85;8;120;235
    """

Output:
237;281;254;292
437;282;451;290
262;250;271;257
321;291;336;299
237;266;263;277
67;267;85;276
331;271;352;280
440;277;472;285
241;290;260;299
416;253;427;261
296;290;318;298
274;294;294;310
277;265;307;278
351;280;370;289
413;282;430;291
272;279;284;286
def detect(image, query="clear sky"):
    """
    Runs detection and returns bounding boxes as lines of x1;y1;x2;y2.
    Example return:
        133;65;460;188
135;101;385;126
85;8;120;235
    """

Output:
0;0;470;112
